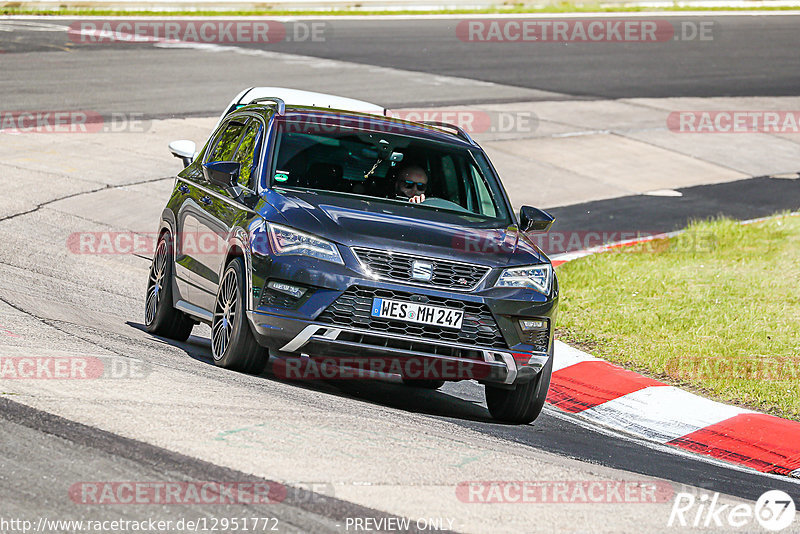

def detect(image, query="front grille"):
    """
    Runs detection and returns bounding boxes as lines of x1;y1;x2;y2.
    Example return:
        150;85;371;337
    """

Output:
524;329;550;353
352;247;490;291
316;286;507;349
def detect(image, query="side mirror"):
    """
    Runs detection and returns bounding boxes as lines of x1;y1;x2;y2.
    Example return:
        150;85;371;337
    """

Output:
519;205;555;233
203;161;240;188
168;140;197;168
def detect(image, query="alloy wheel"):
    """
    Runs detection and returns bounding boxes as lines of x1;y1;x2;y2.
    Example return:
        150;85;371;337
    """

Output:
145;239;167;326
212;268;238;360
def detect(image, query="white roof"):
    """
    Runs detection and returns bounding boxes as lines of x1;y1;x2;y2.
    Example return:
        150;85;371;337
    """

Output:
212;87;387;134
237;87;387;115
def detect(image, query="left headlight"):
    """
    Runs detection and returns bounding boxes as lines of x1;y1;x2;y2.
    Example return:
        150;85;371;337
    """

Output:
263;223;344;265
494;264;552;294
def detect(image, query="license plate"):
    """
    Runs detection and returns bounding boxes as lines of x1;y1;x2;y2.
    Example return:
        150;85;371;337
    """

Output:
371;298;464;330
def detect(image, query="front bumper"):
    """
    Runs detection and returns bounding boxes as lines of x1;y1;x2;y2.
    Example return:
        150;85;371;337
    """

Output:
247;316;550;384
247;277;557;386
247;246;557;385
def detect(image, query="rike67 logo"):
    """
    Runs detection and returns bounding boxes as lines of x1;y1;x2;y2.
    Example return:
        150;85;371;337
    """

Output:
669;490;796;531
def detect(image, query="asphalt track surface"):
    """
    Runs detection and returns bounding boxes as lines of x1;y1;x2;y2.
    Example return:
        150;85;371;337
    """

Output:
2;14;800;112
1;399;406;533
2;14;800;533
549;175;800;252
237;15;800;100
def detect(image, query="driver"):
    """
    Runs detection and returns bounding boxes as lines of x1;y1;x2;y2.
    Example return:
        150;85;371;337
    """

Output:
394;165;428;204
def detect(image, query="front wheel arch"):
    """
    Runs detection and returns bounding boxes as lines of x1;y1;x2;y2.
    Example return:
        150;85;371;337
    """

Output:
217;229;254;313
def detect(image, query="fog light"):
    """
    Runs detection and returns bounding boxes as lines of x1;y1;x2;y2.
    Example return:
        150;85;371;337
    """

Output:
267;281;306;299
519;318;547;331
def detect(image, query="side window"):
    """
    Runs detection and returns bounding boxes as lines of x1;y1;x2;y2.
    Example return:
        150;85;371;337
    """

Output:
207;120;246;163
233;121;262;189
471;165;497;218
440;156;462;205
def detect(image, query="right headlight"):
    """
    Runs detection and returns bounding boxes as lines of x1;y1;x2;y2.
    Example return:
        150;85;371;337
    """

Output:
494;264;552;294
266;223;343;265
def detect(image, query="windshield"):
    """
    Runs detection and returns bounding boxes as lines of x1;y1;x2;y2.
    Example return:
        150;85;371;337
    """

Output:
268;118;511;226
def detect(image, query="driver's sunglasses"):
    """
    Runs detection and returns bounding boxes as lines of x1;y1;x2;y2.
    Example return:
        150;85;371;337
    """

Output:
403;180;427;192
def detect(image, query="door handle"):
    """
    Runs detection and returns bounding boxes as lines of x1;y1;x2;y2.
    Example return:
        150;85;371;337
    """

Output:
200;196;213;206
178;184;190;194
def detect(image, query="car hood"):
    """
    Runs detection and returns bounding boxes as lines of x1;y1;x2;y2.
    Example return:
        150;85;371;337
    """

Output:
262;189;548;268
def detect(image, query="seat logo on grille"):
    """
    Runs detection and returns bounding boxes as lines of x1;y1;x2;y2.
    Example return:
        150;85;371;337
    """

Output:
411;261;433;282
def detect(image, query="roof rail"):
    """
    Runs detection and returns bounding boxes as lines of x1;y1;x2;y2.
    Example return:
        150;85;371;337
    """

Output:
418;121;476;145
249;97;286;116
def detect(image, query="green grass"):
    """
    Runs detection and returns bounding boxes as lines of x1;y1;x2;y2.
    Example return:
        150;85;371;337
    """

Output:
556;213;800;420
3;3;800;16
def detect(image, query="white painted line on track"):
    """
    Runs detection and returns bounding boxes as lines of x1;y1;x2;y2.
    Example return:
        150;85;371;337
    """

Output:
0;20;71;31
145;41;495;89
5;12;800;21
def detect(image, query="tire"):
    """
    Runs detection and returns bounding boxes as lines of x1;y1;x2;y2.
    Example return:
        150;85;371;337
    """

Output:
211;257;267;374
401;378;445;390
485;356;553;424
145;232;194;341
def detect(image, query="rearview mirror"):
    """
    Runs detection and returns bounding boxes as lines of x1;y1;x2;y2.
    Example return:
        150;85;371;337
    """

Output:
519;205;555;233
203;161;240;188
168;140;197;168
